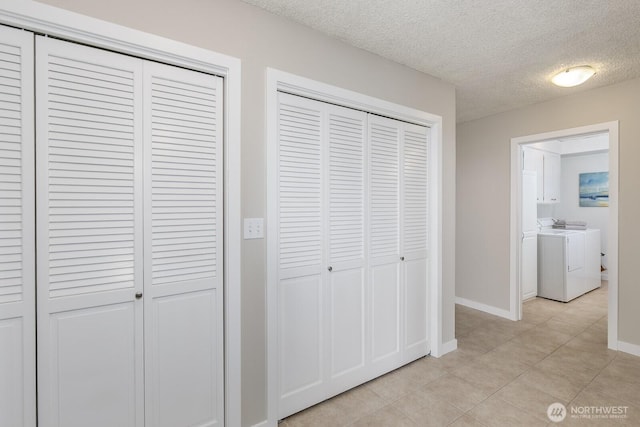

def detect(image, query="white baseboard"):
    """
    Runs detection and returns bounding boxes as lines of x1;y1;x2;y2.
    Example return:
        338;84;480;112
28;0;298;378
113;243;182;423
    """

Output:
618;340;640;357
455;297;513;320
251;420;271;427
440;339;457;356
601;272;609;281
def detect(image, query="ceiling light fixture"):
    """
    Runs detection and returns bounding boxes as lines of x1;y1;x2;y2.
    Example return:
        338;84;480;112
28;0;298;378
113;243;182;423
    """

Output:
551;65;596;87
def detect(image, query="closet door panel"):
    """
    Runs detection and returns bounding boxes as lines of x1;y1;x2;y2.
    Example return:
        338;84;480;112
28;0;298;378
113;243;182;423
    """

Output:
49;301;137;427
279;275;322;395
404;258;428;358
402;125;429;260
368;115;401;370
149;289;219;427
327;106;366;387
277;93;324;417
370;263;400;363
369;118;400;264
143;62;224;427
329;270;364;378
36;36;144;427
402;124;429;359
0;26;35;427
0;317;28;426
277;94;323;277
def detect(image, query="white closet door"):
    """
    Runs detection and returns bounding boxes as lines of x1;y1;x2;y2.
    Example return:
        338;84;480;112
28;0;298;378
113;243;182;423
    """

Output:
277;93;325;417
36;37;144;427
143;62;224;427
0;26;35;427
401;123;429;361
326;105;367;392
368;115;402;373
275;94;431;418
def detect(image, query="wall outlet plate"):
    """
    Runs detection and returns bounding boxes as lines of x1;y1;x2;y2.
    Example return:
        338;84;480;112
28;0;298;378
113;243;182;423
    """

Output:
244;218;264;239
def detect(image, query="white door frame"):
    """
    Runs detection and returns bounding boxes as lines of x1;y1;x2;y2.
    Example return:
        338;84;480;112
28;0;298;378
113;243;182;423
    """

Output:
0;1;242;424
510;121;619;350
266;68;444;426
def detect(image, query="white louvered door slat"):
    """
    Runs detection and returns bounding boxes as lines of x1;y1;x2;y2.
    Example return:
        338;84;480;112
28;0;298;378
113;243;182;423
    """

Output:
143;61;224;427
36;36;144;427
368;114;402;372
277;93;325;417
401;123;429;361
0;26;35;427
403;127;428;258
326;106;367;393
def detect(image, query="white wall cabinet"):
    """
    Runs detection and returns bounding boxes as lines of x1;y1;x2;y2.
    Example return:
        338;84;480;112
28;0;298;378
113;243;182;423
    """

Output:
523;147;560;203
543;151;561;203
523;147;543;202
1;28;224;427
276;93;429;419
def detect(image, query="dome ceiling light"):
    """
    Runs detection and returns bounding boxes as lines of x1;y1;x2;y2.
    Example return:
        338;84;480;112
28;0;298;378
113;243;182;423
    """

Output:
551;65;596;87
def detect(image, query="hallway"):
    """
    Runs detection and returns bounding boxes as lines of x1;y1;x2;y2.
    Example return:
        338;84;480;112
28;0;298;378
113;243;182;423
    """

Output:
282;282;640;426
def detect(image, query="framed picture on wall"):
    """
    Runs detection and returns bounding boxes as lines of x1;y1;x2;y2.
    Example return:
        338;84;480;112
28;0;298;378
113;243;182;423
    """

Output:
579;171;609;207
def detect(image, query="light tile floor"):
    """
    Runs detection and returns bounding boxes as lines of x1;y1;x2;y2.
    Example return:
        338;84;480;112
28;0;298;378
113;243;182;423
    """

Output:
281;282;640;426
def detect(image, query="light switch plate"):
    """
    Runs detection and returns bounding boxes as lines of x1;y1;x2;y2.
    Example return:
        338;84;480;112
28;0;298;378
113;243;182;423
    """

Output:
244;218;264;239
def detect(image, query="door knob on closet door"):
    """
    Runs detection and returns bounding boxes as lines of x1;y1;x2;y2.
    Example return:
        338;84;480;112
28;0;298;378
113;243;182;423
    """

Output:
135;292;143;299
400;256;405;261
328;266;333;272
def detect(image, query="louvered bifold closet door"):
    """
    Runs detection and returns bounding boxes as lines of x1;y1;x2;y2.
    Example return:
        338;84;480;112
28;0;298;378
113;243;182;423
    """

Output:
36;37;144;427
326;104;367;394
0;26;35;427
401;123;430;361
276;92;325;417
367;114;402;373
143;62;224;427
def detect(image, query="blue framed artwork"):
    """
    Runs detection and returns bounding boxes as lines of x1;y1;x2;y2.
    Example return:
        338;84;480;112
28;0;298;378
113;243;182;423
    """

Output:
579;171;609;207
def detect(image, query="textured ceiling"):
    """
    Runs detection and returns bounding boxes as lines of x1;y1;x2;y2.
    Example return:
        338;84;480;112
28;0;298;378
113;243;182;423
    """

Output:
242;0;640;123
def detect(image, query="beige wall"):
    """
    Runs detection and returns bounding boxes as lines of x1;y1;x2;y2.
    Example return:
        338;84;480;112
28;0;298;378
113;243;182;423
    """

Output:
457;77;640;348
34;0;457;424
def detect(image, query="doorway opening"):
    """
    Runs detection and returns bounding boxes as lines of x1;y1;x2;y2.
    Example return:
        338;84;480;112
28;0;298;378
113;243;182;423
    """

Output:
510;122;618;350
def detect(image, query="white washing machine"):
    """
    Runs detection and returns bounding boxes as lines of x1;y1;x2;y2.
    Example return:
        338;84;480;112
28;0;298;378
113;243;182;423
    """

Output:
537;219;601;302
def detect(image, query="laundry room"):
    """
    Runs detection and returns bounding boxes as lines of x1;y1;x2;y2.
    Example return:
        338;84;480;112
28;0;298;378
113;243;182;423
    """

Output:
521;131;610;305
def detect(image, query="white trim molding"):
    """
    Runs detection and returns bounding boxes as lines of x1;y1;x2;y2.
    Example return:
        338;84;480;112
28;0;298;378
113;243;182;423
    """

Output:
618;341;640;358
510;121;619;351
455;297;513;321
0;1;242;425
266;68;444;425
440;339;458;355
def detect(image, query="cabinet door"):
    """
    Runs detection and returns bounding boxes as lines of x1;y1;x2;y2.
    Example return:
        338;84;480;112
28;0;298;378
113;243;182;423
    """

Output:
401;123;429;362
277;93;325;417
36;37;144;427
0;26;36;427
543;152;561;203
143;62;224;427
523;147;543;202
368;115;401;373
521;236;537;300
326;105;367;392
